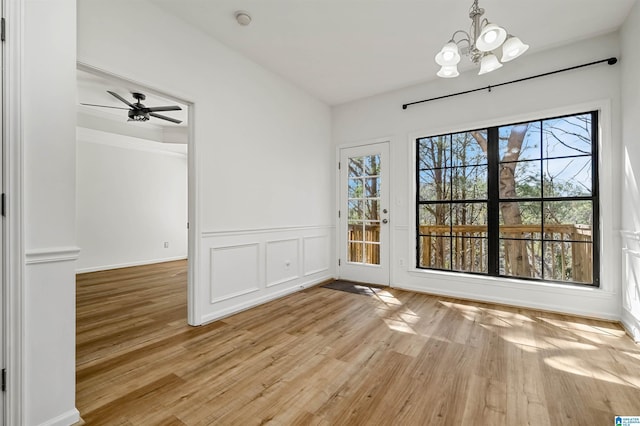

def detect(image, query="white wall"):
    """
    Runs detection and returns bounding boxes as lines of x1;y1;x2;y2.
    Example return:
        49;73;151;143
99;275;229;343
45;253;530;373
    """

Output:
333;33;623;320
76;128;188;273
77;0;334;325
620;1;640;342
22;0;80;424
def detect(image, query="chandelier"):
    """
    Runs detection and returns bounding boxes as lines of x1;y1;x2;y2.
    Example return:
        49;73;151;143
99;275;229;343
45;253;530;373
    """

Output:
435;0;529;78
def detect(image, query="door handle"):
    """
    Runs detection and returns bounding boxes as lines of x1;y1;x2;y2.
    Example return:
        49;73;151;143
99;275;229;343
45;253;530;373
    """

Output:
382;219;389;224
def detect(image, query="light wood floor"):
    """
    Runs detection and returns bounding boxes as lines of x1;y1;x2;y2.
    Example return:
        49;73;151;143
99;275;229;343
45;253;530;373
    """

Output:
77;260;640;425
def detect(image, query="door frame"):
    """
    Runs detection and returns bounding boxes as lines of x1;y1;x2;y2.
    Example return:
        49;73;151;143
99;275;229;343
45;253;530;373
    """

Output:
336;138;392;286
3;0;25;423
76;62;200;325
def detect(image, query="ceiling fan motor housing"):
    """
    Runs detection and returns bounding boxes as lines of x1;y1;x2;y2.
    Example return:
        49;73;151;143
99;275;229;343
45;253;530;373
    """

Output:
128;109;150;121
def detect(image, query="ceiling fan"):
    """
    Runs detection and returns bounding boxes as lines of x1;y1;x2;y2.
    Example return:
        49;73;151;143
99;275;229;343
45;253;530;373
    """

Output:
81;91;183;124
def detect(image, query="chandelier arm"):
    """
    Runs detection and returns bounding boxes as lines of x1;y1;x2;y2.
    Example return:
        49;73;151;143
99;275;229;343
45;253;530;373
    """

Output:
450;30;471;48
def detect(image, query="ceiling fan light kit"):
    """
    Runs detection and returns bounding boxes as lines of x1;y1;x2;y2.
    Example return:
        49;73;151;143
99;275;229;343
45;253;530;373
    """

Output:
81;91;183;124
435;0;528;77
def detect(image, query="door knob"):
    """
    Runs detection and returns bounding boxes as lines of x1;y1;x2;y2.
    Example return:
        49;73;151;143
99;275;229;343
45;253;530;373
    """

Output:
382;219;389;224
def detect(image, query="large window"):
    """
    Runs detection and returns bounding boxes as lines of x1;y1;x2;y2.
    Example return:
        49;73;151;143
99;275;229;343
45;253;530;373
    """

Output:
416;111;599;286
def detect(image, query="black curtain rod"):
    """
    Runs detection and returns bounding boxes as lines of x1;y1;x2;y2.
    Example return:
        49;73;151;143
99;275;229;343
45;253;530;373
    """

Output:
402;57;618;110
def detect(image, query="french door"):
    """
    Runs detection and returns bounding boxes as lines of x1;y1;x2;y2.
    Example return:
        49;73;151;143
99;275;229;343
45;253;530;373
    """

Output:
339;142;390;285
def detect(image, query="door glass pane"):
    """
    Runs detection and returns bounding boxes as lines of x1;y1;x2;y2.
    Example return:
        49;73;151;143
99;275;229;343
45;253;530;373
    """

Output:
365;200;380;220
348;200;363;220
365;177;380;197
348;178;363;198
346;154;382;265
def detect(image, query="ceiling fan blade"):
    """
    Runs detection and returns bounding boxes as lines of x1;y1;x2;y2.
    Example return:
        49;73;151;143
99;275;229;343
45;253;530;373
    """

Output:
145;105;182;113
107;90;137;109
80;103;130;110
149;112;182;124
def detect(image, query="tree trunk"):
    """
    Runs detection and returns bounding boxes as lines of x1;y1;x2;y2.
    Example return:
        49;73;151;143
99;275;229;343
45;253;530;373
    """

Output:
471;125;532;276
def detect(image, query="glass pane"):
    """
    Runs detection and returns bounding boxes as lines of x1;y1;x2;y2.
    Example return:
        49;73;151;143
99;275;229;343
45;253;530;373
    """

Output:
418;204;451;236
348;200;363;220
364;155;380;176
452;165;487;200
500;239;542;279
453;237;488;273
419;169;450;201
365;200;380;220
364;243;380;265
500;160;541;199
451;130;487;166
543;200;592;242
347;241;363;263
365;177;381;198
348;157;363;177
499;202;541;239
418;236;451;270
453;203;488;237
543;157;592;197
364;223;380;242
499;122;541;162
348;222;364;242
348;178;363;198
543;241;593;284
417;136;451;169
542;114;592;158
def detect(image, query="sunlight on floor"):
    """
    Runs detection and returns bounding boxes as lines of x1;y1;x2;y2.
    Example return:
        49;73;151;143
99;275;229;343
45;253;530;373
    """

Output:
544;355;640;388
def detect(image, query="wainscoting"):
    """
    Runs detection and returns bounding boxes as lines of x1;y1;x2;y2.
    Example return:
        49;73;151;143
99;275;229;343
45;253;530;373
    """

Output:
25;246;82;426
621;230;640;342
198;226;334;324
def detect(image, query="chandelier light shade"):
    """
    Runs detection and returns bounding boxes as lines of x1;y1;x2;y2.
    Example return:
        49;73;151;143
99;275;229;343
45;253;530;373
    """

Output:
501;36;529;62
437;65;460;78
434;0;528;77
478;53;503;75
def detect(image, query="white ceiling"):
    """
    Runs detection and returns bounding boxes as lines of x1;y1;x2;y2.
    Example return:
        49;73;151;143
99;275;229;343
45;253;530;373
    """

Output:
149;0;636;105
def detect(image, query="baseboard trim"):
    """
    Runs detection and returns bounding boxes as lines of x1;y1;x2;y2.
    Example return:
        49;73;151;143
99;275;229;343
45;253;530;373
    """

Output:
76;256;187;274
199;274;333;325
394;282;620;322
621;311;640;343
37;408;80;426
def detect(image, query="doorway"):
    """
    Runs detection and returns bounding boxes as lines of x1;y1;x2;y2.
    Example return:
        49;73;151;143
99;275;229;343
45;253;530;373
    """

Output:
338;142;390;285
75;63;195;321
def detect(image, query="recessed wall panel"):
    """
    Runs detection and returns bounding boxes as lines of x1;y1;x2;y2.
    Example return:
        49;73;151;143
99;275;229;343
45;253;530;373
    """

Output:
303;235;329;276
266;238;300;287
210;243;260;303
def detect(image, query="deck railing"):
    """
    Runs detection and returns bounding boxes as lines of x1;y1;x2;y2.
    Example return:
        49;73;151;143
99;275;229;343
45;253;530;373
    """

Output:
348;223;592;283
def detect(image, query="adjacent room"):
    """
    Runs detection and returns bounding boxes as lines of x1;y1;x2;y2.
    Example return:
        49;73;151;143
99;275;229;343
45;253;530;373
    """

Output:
5;0;640;424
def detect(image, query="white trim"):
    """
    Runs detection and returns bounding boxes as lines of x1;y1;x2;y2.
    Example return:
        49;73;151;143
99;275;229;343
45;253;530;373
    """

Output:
202;225;333;238
620;230;640;241
75;256;187;274
621;311;640;343
3;0;25;423
199;274;332;325
76;62;199;326
36;408;80;426
622;248;640;258
25;246;81;265
407;99;618;302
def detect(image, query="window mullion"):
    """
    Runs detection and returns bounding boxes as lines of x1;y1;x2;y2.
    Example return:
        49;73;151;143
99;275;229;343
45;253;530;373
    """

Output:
487;127;500;276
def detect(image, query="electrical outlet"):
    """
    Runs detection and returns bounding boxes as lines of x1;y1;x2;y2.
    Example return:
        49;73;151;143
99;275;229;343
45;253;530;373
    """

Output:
164;242;169;248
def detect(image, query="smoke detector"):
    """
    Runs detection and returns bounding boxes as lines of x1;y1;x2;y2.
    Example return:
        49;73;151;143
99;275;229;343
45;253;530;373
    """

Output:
235;11;252;26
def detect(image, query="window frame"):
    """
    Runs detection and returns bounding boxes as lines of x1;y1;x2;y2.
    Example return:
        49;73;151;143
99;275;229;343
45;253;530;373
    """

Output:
415;110;600;287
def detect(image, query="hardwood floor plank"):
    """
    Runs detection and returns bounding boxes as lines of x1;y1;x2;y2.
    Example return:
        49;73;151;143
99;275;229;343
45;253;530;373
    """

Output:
76;261;640;425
